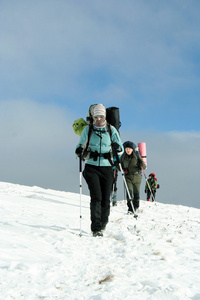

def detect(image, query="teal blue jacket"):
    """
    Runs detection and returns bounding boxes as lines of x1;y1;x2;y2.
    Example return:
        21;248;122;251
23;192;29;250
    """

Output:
76;124;123;167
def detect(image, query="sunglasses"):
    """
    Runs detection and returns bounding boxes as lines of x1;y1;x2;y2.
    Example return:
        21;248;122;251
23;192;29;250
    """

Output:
94;115;105;119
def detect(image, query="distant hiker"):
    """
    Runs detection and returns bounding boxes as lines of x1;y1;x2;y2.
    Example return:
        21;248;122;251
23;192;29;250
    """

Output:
75;104;123;237
145;173;159;202
120;141;146;214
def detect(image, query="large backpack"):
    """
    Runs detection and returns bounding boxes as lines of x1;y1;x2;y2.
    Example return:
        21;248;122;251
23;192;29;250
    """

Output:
86;105;121;130
83;105;121;164
84;104;121;151
106;106;121;132
84;107;112;160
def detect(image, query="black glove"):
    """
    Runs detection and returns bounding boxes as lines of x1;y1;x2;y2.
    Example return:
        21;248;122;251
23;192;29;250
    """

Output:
113;160;119;167
75;146;83;157
112;142;120;151
144;189;147;193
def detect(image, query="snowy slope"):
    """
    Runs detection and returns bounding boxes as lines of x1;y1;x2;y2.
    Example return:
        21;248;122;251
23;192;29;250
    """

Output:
0;182;200;300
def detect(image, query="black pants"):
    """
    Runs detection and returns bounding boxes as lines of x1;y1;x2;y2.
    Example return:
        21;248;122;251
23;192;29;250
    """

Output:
83;164;114;232
147;189;156;200
126;190;140;212
126;179;141;212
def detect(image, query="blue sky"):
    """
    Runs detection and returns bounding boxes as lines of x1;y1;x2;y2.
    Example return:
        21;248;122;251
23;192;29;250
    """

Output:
0;0;200;208
0;0;199;132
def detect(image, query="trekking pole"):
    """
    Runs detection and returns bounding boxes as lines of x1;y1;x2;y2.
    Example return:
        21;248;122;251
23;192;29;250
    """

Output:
111;180;115;205
111;169;117;205
79;155;83;237
142;168;156;202
111;169;115;204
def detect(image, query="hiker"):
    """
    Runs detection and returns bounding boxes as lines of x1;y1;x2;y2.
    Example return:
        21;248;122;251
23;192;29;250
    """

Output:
75;104;123;237
145;173;158;202
120;141;146;214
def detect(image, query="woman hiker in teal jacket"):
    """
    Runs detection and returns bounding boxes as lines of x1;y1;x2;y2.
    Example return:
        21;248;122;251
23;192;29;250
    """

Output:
75;104;123;237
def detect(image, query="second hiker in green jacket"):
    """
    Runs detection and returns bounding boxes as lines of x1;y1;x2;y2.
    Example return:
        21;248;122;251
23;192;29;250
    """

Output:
120;141;146;214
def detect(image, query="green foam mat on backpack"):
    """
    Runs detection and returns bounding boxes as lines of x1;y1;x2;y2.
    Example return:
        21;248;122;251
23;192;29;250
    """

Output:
73;118;87;136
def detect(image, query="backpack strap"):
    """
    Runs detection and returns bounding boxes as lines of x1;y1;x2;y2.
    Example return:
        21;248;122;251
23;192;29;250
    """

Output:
106;123;112;138
82;124;93;159
83;123;114;166
86;123;112;151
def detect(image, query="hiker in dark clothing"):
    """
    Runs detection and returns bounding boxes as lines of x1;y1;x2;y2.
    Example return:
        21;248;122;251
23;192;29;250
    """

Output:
145;173;159;202
120;141;146;214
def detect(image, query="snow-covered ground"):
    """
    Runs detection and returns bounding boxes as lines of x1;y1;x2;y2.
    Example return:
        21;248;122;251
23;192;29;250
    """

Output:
0;181;200;300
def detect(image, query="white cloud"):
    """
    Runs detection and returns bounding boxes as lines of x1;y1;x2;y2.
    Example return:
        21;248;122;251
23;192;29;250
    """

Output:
0;99;78;190
0;0;199;206
0;100;199;208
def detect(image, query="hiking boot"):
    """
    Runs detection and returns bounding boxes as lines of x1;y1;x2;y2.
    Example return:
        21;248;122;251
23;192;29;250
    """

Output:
127;210;134;215
101;222;108;231
147;198;150;201
134;208;139;214
92;231;103;237
112;201;117;206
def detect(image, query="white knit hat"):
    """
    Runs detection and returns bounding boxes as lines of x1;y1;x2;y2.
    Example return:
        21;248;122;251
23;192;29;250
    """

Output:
93;104;106;117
